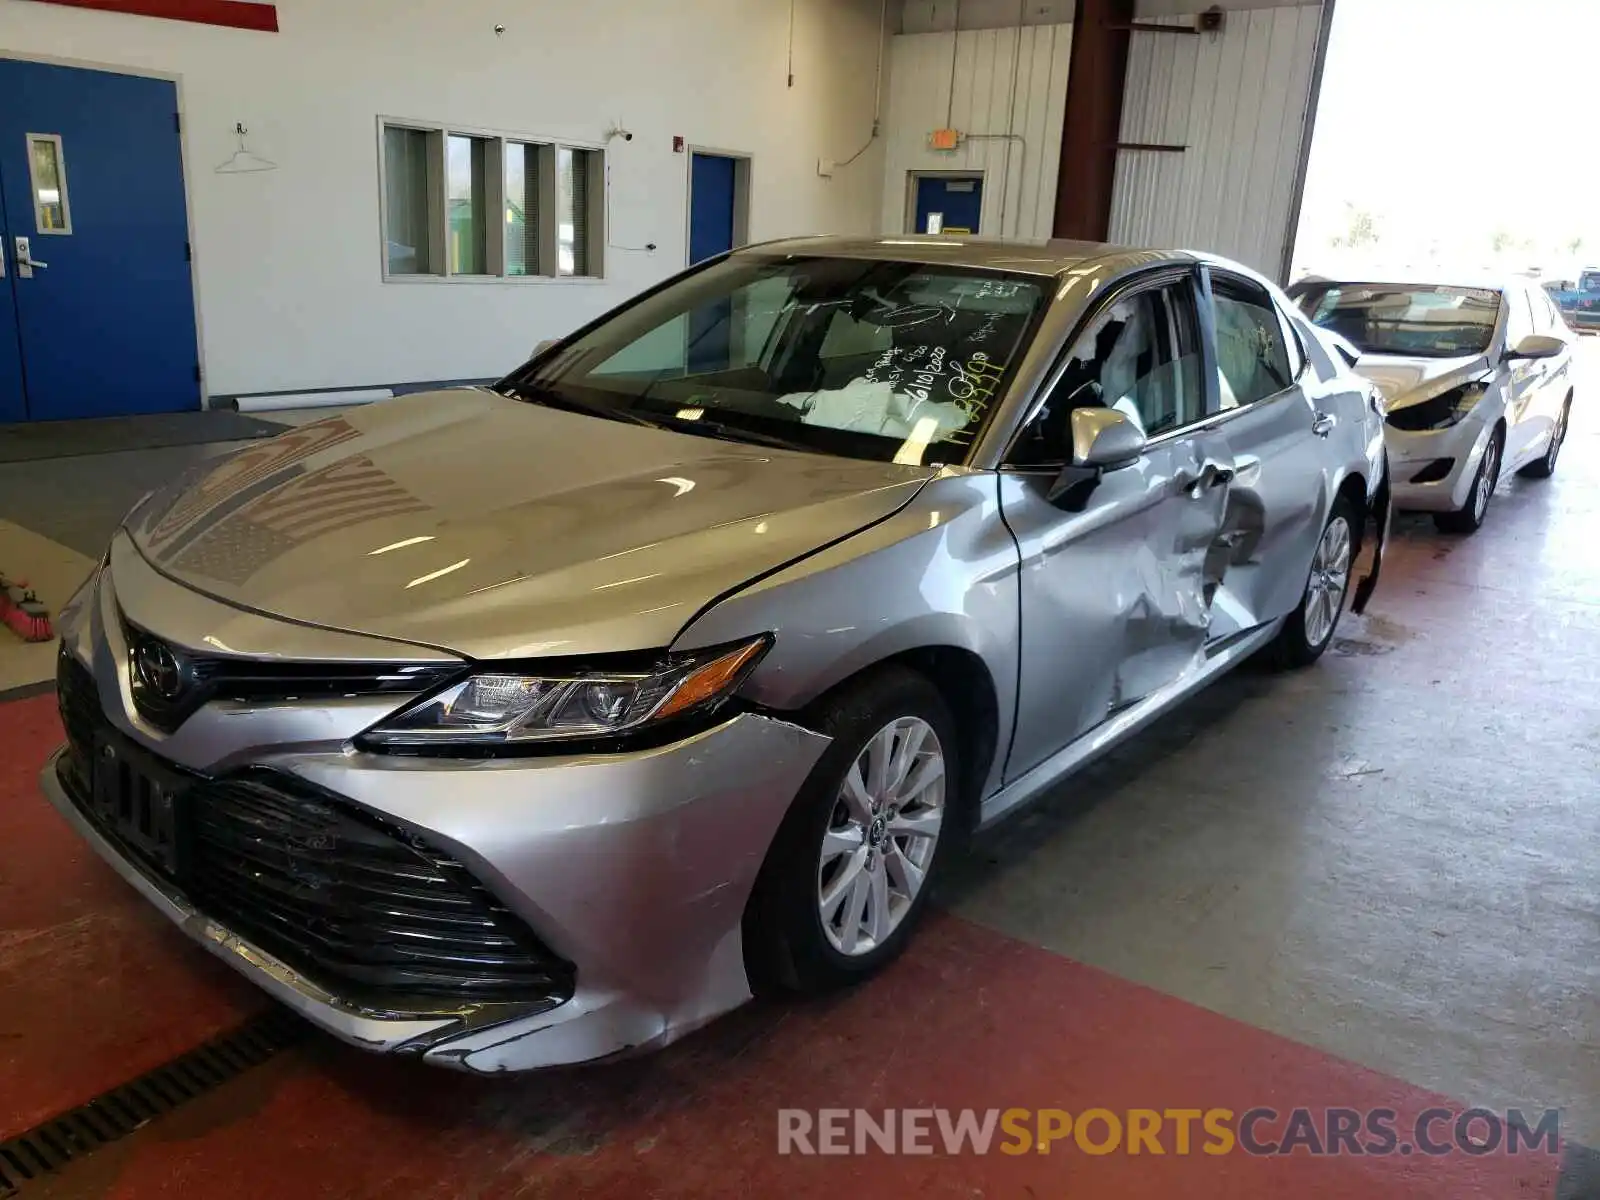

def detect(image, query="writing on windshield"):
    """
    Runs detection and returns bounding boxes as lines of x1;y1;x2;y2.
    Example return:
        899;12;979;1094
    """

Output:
505;257;1047;465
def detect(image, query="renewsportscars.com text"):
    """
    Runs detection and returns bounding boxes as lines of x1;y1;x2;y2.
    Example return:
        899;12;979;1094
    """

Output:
777;1107;1561;1158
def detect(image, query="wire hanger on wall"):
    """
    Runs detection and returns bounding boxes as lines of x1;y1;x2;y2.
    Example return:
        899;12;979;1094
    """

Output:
216;123;277;174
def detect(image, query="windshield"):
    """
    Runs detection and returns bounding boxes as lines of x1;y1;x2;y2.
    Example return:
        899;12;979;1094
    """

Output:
496;255;1049;465
1581;271;1600;292
1294;283;1502;359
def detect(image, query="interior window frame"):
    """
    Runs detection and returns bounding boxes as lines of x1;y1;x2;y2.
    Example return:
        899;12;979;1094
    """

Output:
1204;268;1300;413
1000;265;1211;471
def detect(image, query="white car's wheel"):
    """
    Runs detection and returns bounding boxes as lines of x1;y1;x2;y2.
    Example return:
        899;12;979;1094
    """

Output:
1435;428;1501;534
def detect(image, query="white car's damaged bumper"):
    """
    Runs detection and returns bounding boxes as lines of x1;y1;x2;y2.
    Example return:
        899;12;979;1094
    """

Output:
1384;408;1497;513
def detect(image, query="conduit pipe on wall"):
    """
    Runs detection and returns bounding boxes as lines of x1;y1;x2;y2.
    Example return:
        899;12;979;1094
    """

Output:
832;0;891;168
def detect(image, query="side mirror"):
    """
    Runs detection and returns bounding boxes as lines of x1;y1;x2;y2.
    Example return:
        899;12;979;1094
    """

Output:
1073;407;1147;468
532;338;558;359
1507;333;1564;361
1047;408;1146;508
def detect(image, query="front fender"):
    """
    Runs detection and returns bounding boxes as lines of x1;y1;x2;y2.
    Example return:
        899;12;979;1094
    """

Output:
670;473;1022;800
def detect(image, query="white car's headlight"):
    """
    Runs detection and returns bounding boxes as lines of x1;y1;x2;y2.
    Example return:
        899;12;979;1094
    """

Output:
360;636;770;749
1385;381;1488;432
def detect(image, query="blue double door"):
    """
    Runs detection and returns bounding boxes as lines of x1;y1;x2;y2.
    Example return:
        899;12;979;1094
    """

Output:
0;58;200;423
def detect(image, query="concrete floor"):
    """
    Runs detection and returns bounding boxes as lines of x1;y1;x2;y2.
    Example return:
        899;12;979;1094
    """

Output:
0;375;1596;1196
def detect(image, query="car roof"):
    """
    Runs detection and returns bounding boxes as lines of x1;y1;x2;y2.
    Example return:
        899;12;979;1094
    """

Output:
1296;274;1523;295
732;234;1197;279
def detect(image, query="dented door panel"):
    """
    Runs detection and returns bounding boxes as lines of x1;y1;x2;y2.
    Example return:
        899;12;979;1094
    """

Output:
998;431;1233;784
1199;388;1332;641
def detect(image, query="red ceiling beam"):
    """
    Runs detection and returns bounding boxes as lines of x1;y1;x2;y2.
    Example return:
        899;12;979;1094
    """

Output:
21;0;279;32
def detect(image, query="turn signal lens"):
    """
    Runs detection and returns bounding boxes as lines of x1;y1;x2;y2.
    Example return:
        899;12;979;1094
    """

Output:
655;639;768;720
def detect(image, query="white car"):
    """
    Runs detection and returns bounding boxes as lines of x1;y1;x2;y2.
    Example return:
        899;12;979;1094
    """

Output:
1289;277;1575;533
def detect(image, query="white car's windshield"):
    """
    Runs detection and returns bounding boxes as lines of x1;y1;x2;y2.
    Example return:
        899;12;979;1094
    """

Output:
1294;283;1502;359
499;255;1048;465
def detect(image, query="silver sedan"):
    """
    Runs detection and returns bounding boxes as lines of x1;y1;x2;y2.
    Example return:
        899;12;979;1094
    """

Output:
44;236;1388;1072
1289;277;1576;532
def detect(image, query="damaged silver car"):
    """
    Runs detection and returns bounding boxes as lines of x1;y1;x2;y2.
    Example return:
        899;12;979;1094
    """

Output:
1290;277;1575;533
43;236;1388;1072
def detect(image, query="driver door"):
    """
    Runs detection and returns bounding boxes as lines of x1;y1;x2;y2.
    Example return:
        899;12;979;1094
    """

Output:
999;269;1237;781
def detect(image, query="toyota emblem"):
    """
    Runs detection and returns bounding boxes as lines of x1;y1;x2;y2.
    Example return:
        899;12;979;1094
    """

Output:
134;638;185;703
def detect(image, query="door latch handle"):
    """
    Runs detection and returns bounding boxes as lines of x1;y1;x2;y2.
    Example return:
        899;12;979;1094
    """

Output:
1312;412;1337;438
1176;462;1235;497
13;237;46;277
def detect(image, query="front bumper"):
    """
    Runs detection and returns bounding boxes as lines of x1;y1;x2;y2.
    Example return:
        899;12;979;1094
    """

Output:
1383;411;1495;514
45;539;831;1071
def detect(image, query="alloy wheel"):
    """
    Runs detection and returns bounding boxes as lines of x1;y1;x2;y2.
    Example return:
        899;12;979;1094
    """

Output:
817;716;946;957
1474;437;1500;522
1303;515;1352;650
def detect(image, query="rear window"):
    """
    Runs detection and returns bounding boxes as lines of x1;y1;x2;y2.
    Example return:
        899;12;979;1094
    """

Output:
1295;283;1502;359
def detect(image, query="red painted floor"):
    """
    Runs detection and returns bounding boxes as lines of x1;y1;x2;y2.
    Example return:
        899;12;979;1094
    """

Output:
0;694;266;1141
0;692;1565;1198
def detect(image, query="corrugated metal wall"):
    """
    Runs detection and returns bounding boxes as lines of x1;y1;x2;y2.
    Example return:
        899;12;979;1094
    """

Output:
879;24;1073;239
1107;4;1325;279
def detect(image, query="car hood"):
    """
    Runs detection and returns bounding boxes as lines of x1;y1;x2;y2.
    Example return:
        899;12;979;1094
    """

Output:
126;389;934;659
1354;352;1491;408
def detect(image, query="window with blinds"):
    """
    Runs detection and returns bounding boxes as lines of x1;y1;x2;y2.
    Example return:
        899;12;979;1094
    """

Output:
506;142;543;277
558;148;602;278
379;120;602;281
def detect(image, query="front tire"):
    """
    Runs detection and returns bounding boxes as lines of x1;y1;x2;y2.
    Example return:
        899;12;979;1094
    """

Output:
1271;497;1356;670
1434;428;1501;533
743;667;960;996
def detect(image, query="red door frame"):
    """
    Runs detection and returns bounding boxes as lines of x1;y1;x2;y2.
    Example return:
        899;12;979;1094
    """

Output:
20;0;278;33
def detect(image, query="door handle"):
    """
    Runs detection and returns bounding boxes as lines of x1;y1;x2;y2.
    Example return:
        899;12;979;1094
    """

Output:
1175;462;1235;497
13;237;46;278
1312;412;1337;438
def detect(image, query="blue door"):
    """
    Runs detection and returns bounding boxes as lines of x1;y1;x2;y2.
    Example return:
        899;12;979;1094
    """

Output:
0;59;201;422
687;153;739;375
689;153;738;266
913;175;984;235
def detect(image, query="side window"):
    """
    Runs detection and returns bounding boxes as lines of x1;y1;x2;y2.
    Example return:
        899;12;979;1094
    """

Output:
1008;279;1203;467
1211;279;1294;409
1532;288;1561;335
1280;308;1307;380
1504;289;1532;345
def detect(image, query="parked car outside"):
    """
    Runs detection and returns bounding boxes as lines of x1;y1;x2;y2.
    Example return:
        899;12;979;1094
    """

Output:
1289;276;1575;533
1545;268;1600;333
44;236;1388;1072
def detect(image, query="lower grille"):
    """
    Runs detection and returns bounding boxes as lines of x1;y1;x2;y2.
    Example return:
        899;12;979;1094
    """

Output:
1409;458;1456;484
184;774;575;1012
53;656;574;1015
55;651;98;797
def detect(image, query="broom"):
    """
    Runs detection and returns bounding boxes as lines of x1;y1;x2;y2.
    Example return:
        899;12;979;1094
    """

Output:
0;573;53;643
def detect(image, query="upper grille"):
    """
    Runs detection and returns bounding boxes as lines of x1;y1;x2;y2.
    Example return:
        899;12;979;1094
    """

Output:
182;773;574;1013
121;617;462;733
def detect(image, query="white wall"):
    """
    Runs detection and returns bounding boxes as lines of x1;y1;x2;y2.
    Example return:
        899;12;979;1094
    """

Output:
879;24;1072;240
1107;4;1326;279
0;0;888;399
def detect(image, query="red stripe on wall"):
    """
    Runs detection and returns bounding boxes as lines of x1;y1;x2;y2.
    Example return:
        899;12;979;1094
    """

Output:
23;0;279;32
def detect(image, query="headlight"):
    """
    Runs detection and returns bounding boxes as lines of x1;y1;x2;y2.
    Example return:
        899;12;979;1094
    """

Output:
360;635;771;749
1385;381;1487;432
